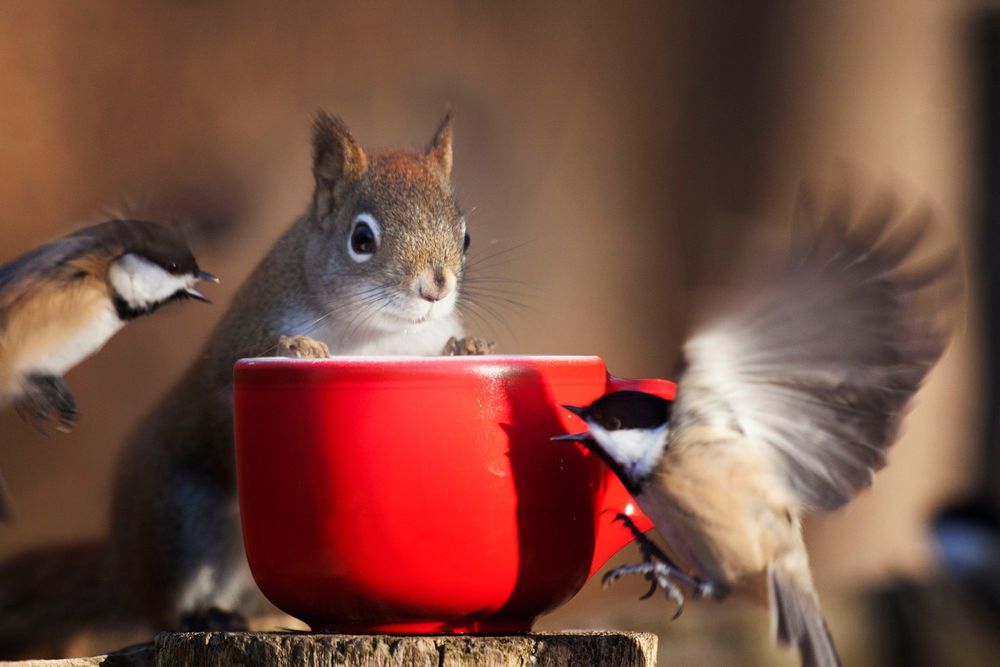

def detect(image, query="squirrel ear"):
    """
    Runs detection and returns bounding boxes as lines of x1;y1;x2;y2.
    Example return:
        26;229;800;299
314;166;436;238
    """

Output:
426;112;453;180
312;112;368;203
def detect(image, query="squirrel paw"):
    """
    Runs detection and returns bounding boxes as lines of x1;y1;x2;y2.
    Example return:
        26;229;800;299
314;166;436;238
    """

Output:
443;336;496;356
14;374;78;434
276;335;331;359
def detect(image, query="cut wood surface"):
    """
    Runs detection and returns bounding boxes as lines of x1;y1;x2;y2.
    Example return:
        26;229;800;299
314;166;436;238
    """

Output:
1;632;657;667
157;632;657;666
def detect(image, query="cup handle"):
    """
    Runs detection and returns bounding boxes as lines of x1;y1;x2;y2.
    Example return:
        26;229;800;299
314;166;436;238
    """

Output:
588;374;676;577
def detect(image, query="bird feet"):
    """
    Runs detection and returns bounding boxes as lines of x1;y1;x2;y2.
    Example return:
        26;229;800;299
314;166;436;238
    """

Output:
602;513;719;620
14;374;77;433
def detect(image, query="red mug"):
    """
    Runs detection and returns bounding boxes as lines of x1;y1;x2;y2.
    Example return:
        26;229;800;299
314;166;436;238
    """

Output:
233;355;675;633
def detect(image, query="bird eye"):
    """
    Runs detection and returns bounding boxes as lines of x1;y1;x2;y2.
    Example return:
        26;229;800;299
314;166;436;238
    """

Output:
168;262;179;273
463;233;470;252
347;213;382;263
610;417;622;430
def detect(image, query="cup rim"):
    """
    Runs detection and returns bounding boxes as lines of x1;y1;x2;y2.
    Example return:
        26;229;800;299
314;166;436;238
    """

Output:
235;354;604;366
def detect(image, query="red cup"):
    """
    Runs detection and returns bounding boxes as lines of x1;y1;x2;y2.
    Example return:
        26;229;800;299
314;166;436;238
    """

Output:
233;355;675;633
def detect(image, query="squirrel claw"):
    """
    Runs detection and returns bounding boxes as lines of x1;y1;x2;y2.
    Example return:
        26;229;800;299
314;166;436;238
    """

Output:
443;336;495;356
276;335;331;359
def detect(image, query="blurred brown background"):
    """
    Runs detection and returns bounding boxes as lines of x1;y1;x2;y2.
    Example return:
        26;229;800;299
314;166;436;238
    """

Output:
0;1;995;664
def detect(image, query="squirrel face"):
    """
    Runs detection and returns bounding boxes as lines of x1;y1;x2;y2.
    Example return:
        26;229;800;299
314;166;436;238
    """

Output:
305;112;467;332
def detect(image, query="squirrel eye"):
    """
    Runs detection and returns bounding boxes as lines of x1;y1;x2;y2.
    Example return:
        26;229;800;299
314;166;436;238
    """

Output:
347;213;382;263
463;232;470;252
352;225;375;253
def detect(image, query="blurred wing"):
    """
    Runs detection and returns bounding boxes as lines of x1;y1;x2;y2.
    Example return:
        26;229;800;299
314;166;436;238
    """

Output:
670;185;959;512
0;236;97;325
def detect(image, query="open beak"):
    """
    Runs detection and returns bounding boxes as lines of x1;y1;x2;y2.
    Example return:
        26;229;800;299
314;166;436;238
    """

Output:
552;404;592;442
184;287;212;303
197;270;220;283
185;270;219;303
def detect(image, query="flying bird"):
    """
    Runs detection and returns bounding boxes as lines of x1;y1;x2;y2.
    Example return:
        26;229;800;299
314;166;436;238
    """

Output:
555;184;959;667
0;218;217;521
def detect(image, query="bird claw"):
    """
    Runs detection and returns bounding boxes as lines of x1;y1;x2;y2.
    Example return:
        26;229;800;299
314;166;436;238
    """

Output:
605;512;717;619
15;375;77;434
614;513;675;563
639;577;658;600
602;561;688;619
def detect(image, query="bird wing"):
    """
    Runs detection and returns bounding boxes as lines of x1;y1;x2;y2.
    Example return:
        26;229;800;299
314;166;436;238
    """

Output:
669;185;959;512
0;236;100;328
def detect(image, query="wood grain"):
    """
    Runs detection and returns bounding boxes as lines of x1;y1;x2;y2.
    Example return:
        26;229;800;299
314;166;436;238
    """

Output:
155;632;656;667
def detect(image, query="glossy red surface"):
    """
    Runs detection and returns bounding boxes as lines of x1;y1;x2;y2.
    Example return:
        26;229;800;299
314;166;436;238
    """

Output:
233;355;675;633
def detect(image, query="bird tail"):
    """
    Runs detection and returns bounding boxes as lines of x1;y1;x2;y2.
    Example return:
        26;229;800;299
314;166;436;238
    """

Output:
768;558;842;667
0;540;141;659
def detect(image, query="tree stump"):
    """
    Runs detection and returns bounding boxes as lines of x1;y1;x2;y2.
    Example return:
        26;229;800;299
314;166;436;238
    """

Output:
155;631;657;666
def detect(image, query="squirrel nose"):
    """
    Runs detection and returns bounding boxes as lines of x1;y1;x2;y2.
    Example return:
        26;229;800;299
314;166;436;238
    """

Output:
420;289;443;303
417;268;454;302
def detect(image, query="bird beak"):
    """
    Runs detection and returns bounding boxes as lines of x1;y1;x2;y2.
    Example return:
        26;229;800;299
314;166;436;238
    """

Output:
551;431;592;443
184;287;212;303
197;270;220;283
554;405;593;442
186;270;218;303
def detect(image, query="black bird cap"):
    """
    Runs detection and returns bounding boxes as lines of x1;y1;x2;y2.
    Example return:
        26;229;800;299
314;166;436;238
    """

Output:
72;219;202;276
565;390;671;431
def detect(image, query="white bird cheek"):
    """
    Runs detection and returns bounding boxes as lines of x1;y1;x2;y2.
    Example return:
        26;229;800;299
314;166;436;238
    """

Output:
108;258;139;303
109;253;186;308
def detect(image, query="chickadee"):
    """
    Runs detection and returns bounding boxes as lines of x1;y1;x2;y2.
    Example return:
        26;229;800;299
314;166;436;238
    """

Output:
0;218;217;521
554;185;958;667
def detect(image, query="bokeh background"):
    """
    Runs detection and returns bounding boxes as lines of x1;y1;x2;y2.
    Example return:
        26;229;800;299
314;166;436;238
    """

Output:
1;1;998;664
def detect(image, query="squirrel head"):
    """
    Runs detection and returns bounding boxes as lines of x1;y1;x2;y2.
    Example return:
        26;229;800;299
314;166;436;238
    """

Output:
305;111;468;331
